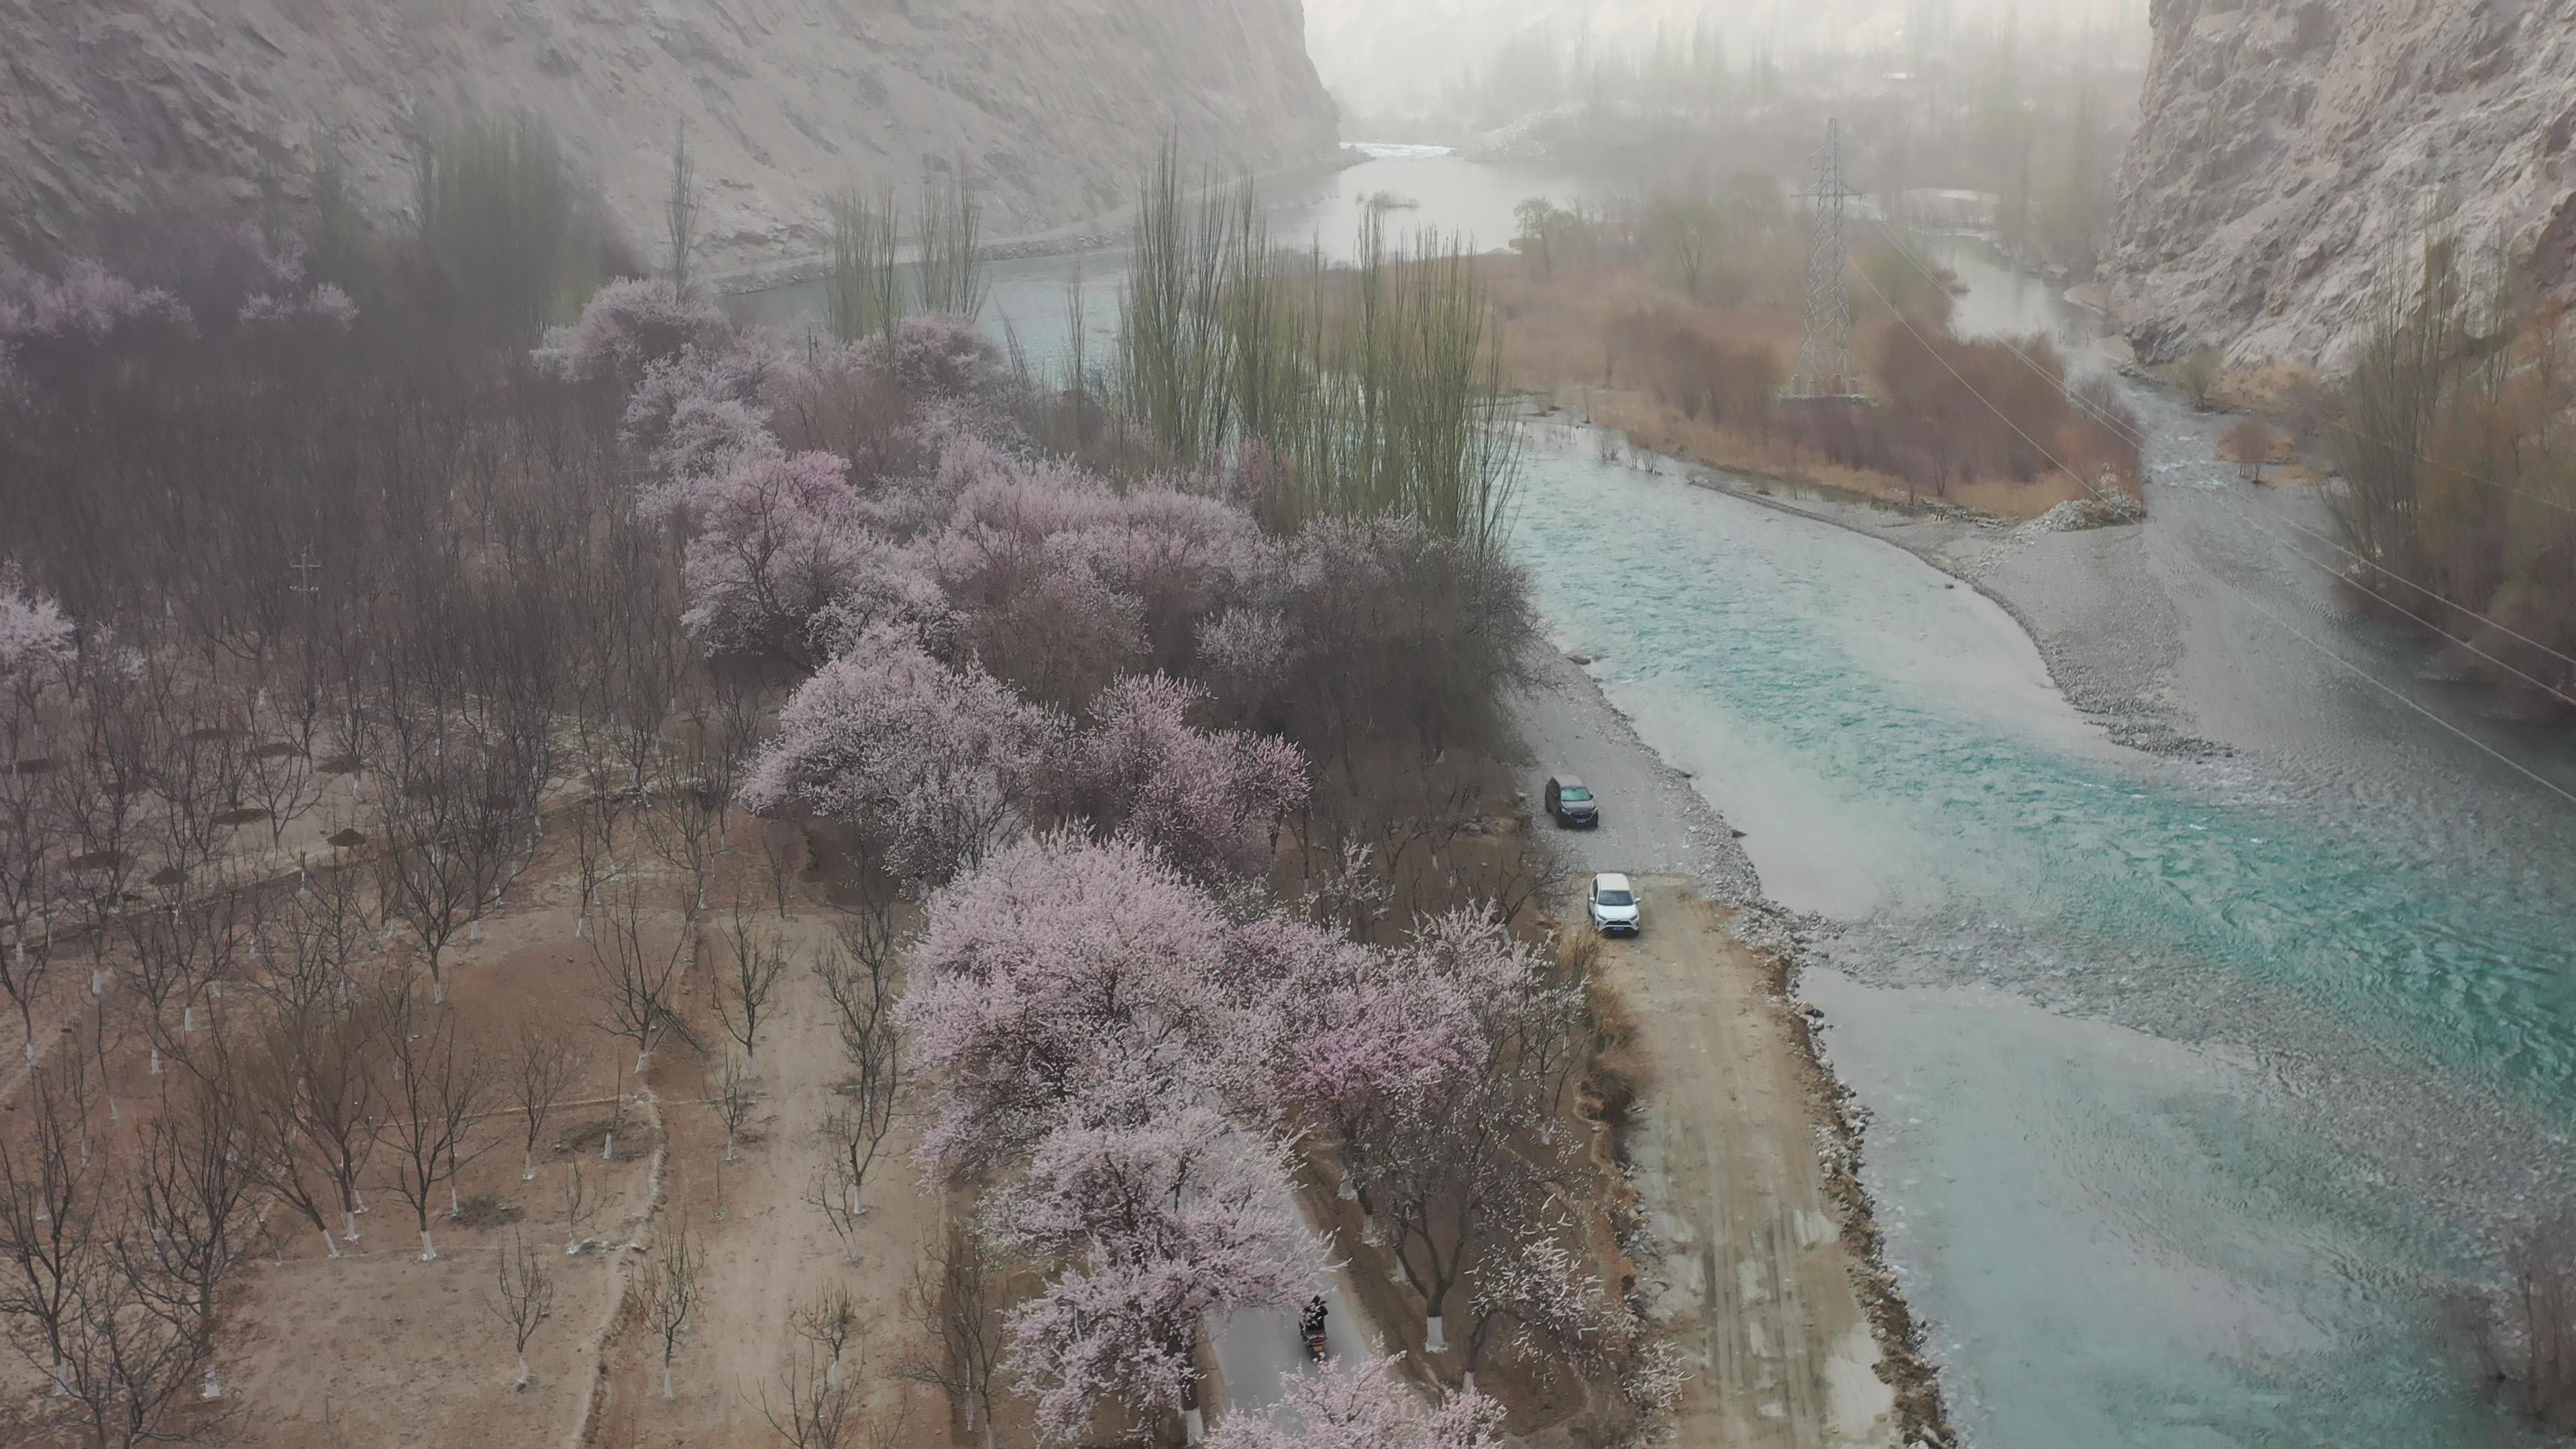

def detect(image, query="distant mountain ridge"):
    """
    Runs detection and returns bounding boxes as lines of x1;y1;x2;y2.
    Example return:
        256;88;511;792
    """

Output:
2109;0;2576;366
0;0;1338;274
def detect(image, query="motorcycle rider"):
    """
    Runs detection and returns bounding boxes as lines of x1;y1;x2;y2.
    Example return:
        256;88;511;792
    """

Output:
1299;1294;1329;1356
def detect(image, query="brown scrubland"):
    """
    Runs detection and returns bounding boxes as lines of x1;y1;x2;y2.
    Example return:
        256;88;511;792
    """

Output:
1487;200;2144;519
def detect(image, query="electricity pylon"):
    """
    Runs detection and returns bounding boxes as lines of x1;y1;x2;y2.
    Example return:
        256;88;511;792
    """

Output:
1784;118;1866;402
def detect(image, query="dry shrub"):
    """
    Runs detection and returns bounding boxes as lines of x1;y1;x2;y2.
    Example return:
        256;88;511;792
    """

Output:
2217;358;2332;435
772;352;926;484
1780;321;2143;501
1605;309;1784;435
2220;418;2287;480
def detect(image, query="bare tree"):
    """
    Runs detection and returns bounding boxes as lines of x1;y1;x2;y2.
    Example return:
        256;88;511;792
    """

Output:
568;788;624;938
714;900;787;1079
788;1286;861;1389
641;769;723;922
484;1229;557;1391
561;1162;598;1256
129;1061;263;1400
0;1051;105;1399
900;1222;1008;1449
0;751;64;1066
706;1053;755;1167
371;733;540;1004
665;122;700;295
645;1222;701;1399
761;1338;902;1449
587;885;690;1077
238;990;388;1255
251;867;370;1018
61;1222;217;1449
508;1024;582;1180
239;704;324;869
806;915;904;1259
755;819;805;919
119;875;256;1077
370;995;495;1260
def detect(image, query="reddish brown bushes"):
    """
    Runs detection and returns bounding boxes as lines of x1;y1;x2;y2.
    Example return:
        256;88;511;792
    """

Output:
1605;309;1784;435
1780;321;2143;500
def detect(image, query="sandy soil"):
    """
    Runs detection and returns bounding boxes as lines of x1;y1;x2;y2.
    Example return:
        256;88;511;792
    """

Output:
0;820;956;1449
1589;881;1896;1449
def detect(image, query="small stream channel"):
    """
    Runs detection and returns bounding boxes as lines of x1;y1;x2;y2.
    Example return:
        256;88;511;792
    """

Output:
737;156;2576;1448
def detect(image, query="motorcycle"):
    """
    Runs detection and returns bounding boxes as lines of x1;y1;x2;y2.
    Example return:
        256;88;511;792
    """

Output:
1299;1296;1330;1362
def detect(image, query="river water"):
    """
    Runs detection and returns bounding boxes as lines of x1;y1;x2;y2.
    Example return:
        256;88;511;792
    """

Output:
742;156;2576;1448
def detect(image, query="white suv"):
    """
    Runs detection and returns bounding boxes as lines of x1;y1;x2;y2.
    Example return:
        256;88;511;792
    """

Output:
1588;873;1642;936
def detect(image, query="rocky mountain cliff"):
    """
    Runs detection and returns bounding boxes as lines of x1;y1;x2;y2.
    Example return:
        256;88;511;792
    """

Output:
0;1;1338;276
2108;0;2576;367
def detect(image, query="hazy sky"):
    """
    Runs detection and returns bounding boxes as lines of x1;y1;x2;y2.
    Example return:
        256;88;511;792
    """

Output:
1305;0;2152;115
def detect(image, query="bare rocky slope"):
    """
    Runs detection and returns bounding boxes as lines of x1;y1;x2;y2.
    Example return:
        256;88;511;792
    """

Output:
2108;0;2576;367
0;0;1338;276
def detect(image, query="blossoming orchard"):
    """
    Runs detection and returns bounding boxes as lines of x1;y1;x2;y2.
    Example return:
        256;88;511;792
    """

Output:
0;176;1678;1446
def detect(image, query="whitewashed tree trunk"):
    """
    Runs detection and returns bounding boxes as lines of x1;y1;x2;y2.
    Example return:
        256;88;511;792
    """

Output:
419;1229;438;1262
321;1228;341;1258
601;1131;615;1162
1462;1369;1477;1394
661;1362;675;1399
515;1353;530;1390
148;1046;162;1075
523;1148;536;1181
1425;1314;1446;1352
342;1209;360;1244
1184;1408;1205;1444
201;1362;223;1399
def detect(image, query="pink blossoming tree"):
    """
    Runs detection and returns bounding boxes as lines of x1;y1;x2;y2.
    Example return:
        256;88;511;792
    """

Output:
1066;676;1307;881
995;1105;1316;1446
738;624;1061;890
680;449;883;666
533;278;735;390
1203;1357;1506;1449
897;833;1243;1179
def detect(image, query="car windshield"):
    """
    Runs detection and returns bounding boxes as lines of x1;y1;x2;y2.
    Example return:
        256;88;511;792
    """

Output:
1560;787;1592;803
1597;888;1634;907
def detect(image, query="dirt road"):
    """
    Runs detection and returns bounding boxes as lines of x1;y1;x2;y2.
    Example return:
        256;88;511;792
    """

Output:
1515;659;1902;1449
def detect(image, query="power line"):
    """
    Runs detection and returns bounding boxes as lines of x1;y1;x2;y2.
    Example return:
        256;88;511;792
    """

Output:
2213;500;2576;709
1868;221;2576;681
1846;227;2574;796
2221;496;2576;682
1868;221;2149;451
2212;579;2576;810
2316;415;2576;518
1849;260;2112;504
1876;218;2575;520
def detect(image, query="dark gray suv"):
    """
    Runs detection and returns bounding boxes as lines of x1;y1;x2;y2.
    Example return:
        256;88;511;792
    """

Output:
1545;775;1599;828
